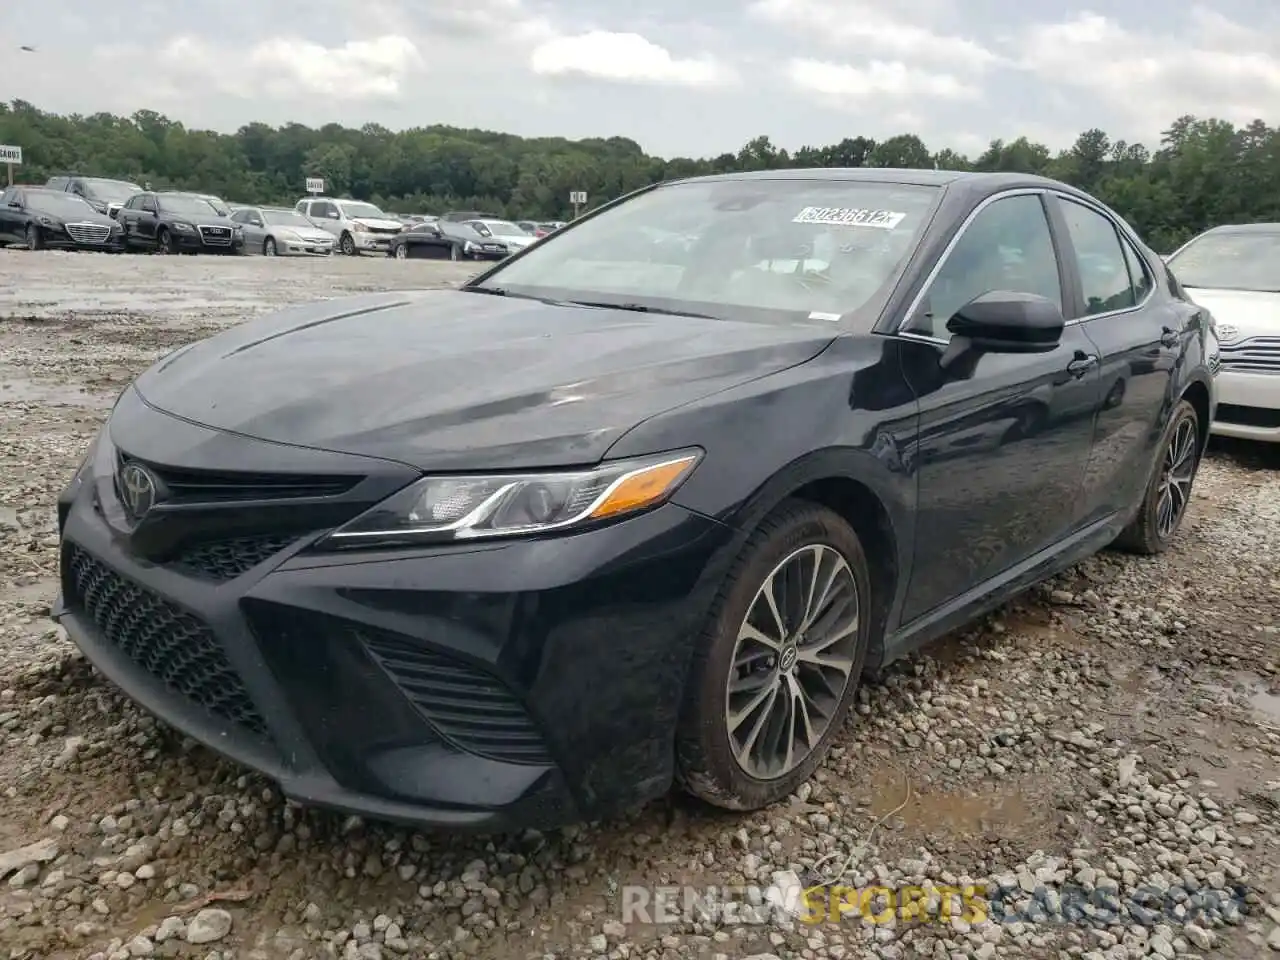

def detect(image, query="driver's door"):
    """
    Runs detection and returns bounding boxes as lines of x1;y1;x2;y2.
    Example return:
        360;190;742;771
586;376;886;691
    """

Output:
894;190;1104;623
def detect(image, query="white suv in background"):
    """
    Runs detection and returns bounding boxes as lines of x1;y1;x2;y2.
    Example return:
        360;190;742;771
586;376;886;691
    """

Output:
294;197;404;255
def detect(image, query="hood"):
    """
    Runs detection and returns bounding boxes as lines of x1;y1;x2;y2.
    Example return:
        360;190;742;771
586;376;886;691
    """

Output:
1184;287;1280;341
40;207;117;227
283;226;333;241
352;217;403;231
132;290;834;470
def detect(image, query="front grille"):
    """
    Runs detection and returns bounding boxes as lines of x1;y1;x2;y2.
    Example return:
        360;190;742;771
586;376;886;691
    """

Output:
116;452;359;503
170;534;298;582
1220;336;1280;373
358;627;550;764
1216;403;1280;428
365;226;401;236
64;545;269;738
197;225;233;246
66;222;111;244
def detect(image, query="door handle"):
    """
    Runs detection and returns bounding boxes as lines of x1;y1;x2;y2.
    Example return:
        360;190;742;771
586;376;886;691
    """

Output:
1066;354;1098;378
1160;326;1179;347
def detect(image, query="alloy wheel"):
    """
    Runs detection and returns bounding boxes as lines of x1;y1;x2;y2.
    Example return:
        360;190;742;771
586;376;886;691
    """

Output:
725;544;860;780
1156;416;1196;538
395;243;407;259
264;238;276;256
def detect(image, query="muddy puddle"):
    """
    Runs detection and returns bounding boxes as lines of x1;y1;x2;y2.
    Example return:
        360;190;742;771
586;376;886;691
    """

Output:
0;367;114;408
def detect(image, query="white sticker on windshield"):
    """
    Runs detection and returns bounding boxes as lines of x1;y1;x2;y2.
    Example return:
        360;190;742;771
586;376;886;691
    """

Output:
792;207;906;229
808;311;842;321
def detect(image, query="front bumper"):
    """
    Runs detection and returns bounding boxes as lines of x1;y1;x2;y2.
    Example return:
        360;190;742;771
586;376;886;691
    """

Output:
53;398;732;830
44;236;127;253
1210;369;1280;443
351;233;395;253
280;240;334;256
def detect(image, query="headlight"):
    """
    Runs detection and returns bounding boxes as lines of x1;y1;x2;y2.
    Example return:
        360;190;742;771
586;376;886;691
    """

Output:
321;449;702;548
277;229;300;242
172;221;194;232
463;240;478;252
352;222;370;233
39;216;58;228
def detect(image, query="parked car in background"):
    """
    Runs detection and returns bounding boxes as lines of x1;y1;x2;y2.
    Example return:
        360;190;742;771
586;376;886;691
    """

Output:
442;210;500;222
464;218;536;252
294;196;403;256
116;192;245;254
1166;222;1280;443
44;175;142;217
435;220;510;260
229;206;335;256
388;221;467;260
52;168;1214;831
0;186;125;251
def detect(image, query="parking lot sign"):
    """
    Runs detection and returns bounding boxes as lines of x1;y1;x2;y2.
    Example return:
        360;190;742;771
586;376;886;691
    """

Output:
305;177;324;194
569;190;587;217
0;145;21;185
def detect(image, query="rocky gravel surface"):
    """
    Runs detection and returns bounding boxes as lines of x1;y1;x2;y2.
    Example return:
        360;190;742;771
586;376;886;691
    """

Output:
1;249;1278;960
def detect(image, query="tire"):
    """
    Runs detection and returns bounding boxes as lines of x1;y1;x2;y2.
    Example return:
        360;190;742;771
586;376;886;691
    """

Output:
263;237;277;256
1112;398;1201;555
156;227;176;255
676;499;872;810
25;224;41;251
450;244;460;262
394;243;408;260
340;231;356;256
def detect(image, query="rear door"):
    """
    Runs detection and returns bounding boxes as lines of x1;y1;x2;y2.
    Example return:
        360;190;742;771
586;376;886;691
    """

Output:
1047;194;1180;523
895;190;1102;623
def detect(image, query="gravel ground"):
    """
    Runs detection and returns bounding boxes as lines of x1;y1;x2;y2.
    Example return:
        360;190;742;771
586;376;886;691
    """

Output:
1;248;1278;960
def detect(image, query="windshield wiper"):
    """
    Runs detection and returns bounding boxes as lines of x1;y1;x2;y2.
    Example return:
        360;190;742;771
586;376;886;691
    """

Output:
564;300;721;320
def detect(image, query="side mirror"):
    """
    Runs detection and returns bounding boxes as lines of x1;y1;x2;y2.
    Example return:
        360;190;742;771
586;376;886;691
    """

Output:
6;200;19;208
944;291;1065;356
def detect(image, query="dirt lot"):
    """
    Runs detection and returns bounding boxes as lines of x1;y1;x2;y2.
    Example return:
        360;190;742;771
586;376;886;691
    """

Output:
1;248;1278;960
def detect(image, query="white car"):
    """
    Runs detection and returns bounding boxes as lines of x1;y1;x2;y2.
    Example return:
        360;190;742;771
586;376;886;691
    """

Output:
464;218;537;253
294;196;404;255
1165;223;1280;443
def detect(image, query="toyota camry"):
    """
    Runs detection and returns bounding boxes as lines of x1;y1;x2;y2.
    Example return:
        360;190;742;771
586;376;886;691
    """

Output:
54;169;1216;830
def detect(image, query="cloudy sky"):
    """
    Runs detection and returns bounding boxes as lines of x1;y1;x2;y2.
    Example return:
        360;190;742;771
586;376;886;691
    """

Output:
3;0;1279;158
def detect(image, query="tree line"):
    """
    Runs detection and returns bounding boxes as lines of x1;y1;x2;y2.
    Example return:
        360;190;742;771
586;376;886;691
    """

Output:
2;99;1277;252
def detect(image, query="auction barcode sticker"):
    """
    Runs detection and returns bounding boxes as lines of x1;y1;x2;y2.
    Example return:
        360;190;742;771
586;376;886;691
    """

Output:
792;207;905;229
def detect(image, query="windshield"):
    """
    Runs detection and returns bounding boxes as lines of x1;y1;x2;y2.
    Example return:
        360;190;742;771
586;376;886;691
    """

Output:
264;210;317;228
84;179;141;202
340;202;387;220
159;195;219;217
471;179;939;321
1167;230;1280;292
26;192;99;218
199;196;229;215
482;220;528;237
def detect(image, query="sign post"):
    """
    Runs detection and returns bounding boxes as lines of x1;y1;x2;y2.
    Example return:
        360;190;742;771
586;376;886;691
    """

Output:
0;145;22;186
305;177;325;195
569;190;587;218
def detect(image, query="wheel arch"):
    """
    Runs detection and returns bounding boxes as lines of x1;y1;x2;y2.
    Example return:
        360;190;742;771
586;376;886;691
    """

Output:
1180;376;1212;454
705;449;910;677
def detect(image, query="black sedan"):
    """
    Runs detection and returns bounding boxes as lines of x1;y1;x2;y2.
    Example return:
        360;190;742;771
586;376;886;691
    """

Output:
0;186;125;251
116;192;245;254
53;169;1215;831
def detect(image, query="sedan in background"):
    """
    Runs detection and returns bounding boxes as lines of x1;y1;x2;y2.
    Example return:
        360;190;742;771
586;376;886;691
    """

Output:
1165;222;1280;443
436;220;510;260
465;218;537;252
0;186;125;251
45;175;142;217
388;221;468;260
53;168;1214;832
116;192;245;255
230;206;335;256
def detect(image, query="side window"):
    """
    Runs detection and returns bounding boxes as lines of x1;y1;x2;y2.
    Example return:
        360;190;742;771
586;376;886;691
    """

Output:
1120;238;1154;302
911;194;1061;339
140;196;157;213
1059;199;1137;316
313;202;335;219
229;209;246;223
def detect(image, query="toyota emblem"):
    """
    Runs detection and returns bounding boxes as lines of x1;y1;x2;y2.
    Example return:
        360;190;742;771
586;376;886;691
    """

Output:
118;462;158;520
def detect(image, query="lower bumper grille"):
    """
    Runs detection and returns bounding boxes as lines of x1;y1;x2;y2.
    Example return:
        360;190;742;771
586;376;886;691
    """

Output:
1215;403;1280;429
170;534;298;582
358;627;550;765
66;222;112;244
65;545;269;738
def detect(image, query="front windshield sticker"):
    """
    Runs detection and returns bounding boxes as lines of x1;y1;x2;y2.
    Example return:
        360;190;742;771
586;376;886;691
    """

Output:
792;207;906;229
808;311;842;321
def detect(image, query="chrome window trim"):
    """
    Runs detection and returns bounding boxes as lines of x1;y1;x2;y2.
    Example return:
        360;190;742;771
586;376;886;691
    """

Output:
1052;191;1156;321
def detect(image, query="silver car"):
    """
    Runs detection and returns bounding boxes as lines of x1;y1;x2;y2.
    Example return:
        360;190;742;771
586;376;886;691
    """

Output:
229;206;336;256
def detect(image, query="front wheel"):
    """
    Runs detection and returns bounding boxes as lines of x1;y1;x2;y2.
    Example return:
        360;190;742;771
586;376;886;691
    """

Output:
155;227;177;255
263;237;277;256
25;224;41;251
676;500;871;810
1113;398;1201;554
340;231;356;256
394;243;408;260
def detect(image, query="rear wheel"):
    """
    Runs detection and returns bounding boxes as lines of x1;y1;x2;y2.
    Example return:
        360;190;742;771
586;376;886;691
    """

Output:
1113;398;1201;554
676;500;871;810
25;224;41;251
263;237;277;256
